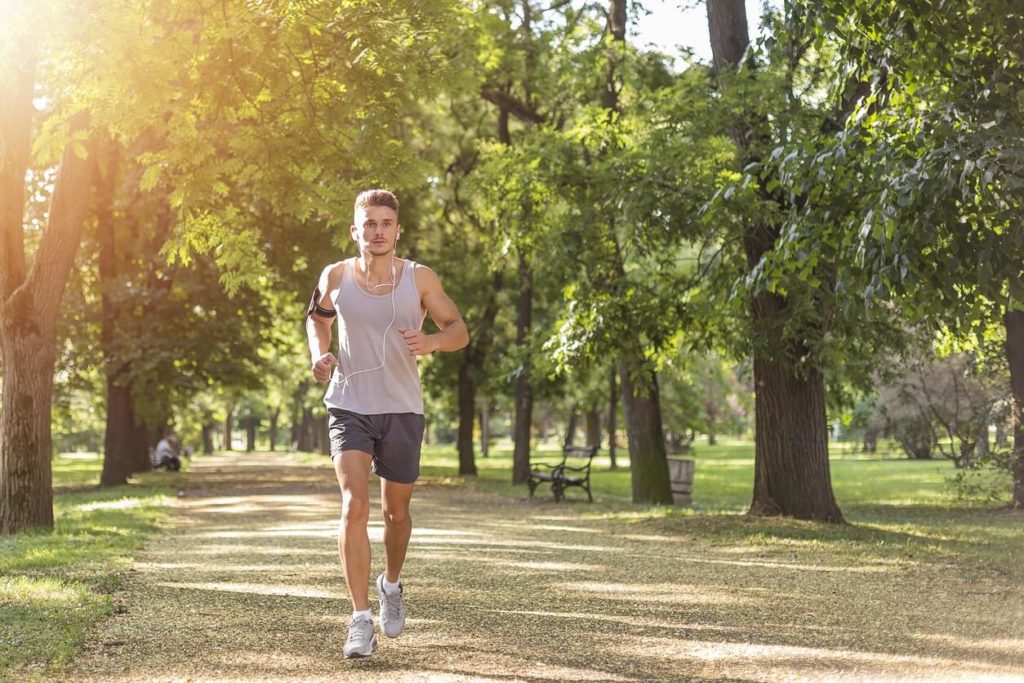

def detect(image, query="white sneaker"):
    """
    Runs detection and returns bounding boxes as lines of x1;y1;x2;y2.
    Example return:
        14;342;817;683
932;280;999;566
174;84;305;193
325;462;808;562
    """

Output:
376;573;406;638
343;613;377;658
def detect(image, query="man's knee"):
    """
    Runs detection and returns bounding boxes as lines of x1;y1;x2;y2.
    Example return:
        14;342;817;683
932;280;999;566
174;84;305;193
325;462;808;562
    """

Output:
382;503;410;527
342;493;370;527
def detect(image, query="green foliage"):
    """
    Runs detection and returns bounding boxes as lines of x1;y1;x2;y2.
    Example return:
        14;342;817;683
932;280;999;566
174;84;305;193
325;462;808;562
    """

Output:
659;351;752;442
23;0;461;294
791;1;1024;329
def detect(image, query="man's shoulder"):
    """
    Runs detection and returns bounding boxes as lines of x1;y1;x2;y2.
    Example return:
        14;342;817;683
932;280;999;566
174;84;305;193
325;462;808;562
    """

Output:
410;261;439;281
319;259;348;287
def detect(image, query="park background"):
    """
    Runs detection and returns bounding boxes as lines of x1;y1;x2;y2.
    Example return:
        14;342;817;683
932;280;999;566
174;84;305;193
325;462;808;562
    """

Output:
2;0;1023;680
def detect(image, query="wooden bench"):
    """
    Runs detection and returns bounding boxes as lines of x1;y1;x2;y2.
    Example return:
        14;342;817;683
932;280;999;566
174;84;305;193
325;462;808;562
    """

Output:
528;445;599;502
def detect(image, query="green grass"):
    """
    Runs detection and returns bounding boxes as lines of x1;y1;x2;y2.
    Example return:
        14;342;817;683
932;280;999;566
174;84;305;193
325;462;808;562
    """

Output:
417;437;1022;581
419;436;1005;509
0;453;183;680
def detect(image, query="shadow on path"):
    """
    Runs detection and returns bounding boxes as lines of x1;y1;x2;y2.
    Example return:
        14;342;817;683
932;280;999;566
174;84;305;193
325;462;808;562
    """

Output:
70;453;1024;682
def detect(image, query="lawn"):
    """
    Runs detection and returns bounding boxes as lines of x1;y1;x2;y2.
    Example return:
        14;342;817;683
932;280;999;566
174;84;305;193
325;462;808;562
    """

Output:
417;438;1022;581
418;437;972;511
0;453;184;680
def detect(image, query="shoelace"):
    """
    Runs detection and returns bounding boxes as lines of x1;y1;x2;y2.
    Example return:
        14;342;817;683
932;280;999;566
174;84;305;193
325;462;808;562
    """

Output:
347;617;371;643
383;588;404;621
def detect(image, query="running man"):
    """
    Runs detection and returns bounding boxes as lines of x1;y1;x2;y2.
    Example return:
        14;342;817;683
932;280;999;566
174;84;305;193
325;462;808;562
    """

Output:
305;189;469;658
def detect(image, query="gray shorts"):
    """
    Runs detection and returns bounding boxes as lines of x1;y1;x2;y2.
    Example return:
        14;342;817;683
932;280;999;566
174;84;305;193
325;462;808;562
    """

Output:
327;408;425;484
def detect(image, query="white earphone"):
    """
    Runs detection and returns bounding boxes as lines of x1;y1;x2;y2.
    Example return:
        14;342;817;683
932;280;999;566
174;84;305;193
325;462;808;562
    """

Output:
330;247;399;389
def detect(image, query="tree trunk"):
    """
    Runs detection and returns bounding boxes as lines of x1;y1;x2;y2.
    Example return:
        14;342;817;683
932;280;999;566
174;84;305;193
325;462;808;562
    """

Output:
96;137;147;487
0;338;57;532
224;406;234;451
1003;310;1024;509
749;359;843;521
1;46;94;531
956;441;975;469
100;383;144;486
317;414;330;455
975;427;989;459
480;399;490;458
863;428;879;454
456;270;502;475
457;361;477;476
244;418;257;452
708;0;844;522
609;365;618;469
290;381;307;450
563;409;578;448
202;422;215;454
619;359;673;504
297;407;315;452
585;408;601;448
707;0;750;72
995;419;1008;449
512;254;534;485
268;408;279;452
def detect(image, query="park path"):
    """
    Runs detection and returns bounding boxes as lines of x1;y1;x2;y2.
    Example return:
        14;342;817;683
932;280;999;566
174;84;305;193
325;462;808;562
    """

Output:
69;452;1024;682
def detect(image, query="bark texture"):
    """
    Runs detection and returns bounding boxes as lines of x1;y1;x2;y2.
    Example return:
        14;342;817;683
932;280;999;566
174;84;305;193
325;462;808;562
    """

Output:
609;366;618;469
1003;310;1024;509
456;271;502;476
511;254;534;485
457;362;478;476
1;44;95;531
708;0;843;523
619;361;673;505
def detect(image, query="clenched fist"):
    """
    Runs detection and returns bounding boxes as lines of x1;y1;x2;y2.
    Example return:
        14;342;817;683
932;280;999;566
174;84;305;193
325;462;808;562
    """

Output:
311;352;339;383
399;328;436;356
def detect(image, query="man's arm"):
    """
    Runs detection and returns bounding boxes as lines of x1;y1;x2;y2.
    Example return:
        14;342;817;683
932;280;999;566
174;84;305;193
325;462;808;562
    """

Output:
306;262;343;382
400;265;469;355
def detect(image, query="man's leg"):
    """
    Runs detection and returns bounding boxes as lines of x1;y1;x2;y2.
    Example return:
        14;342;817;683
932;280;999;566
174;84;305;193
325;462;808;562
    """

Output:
377;476;413;639
334;450;374;611
380;477;414;582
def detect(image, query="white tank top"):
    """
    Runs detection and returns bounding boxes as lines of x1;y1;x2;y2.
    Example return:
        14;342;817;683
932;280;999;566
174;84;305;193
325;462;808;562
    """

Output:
323;258;425;415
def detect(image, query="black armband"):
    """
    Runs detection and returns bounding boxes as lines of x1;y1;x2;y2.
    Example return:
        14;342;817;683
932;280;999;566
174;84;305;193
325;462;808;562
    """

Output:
306;287;336;319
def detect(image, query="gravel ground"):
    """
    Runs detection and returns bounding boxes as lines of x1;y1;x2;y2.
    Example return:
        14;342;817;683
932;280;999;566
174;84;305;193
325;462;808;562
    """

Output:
68;452;1024;682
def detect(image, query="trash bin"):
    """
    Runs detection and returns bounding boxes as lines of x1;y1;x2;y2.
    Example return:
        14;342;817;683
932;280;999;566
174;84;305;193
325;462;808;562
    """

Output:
667;457;694;506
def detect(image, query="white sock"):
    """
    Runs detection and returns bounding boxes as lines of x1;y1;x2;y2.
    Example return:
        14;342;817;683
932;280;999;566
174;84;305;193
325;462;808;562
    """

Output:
353;609;371;621
383;577;401;594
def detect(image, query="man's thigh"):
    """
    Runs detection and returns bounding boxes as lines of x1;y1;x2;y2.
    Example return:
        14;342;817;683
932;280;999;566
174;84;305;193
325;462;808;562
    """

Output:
335;450;373;496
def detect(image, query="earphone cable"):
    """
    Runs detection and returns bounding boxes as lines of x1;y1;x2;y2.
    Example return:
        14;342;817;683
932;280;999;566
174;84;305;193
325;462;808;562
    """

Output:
330;252;398;388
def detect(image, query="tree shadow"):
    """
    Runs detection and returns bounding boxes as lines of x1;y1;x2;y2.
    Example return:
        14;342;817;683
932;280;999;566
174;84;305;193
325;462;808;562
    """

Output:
68;453;1024;682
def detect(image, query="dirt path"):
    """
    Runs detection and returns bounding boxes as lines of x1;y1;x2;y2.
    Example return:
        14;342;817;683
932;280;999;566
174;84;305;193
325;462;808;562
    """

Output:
70;452;1024;682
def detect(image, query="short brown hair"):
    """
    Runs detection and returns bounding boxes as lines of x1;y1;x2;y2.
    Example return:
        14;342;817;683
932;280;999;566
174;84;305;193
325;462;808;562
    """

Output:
354;189;399;217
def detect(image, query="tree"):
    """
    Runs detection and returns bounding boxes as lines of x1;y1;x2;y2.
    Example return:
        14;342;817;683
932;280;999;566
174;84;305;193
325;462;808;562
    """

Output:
803;0;1024;506
703;0;857;521
875;344;1005;467
505;0;686;504
1;8;97;531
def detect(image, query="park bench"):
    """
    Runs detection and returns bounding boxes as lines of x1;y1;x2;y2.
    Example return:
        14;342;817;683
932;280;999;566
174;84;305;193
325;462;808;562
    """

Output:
528;444;599;502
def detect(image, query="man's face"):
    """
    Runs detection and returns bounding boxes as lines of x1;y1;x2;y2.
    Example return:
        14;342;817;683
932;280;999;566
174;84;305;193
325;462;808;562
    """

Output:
350;205;400;256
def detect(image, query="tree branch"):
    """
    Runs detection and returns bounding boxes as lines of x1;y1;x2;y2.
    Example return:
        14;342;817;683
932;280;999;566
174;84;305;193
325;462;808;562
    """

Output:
26;111;96;326
480;87;545;125
0;36;36;303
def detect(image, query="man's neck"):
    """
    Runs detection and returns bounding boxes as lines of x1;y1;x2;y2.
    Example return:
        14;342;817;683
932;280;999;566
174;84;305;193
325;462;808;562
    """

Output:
357;253;397;284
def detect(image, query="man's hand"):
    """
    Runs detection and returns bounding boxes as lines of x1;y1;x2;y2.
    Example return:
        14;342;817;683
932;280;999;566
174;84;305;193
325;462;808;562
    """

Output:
399;328;436;356
311;352;339;383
